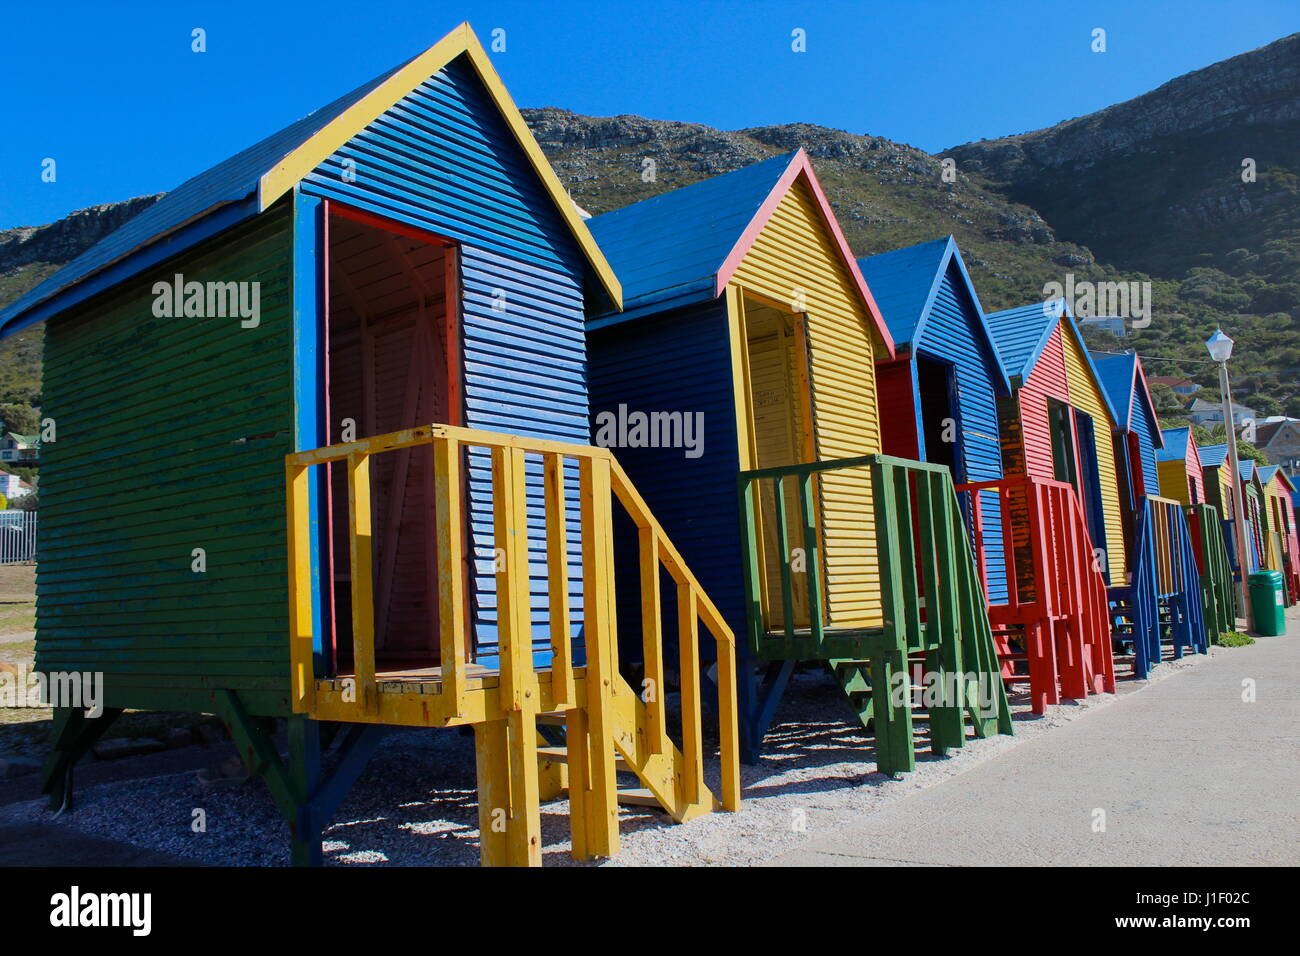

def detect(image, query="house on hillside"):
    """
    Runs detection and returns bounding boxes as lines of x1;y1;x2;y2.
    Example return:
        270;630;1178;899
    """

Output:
1079;316;1128;337
1189;397;1256;429
0;472;33;500
1150;375;1201;397
0;432;38;465
1255;418;1300;477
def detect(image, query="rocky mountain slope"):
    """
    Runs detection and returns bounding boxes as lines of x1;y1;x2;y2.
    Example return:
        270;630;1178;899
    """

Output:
947;33;1300;283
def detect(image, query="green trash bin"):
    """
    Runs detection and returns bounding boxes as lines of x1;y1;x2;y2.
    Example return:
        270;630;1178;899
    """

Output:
1248;570;1286;636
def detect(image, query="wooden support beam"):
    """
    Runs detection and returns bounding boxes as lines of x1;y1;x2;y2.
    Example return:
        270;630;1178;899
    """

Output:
347;451;377;715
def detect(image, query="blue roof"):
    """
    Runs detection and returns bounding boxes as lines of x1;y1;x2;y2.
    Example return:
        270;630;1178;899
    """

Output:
585;152;796;319
1199;443;1229;468
985;300;1063;382
0;60;404;336
1259;465;1279;484
855;238;950;347
1200;447;1257;484
855;237;1011;393
1091;352;1161;446
1092;353;1137;427
1158;426;1192;462
986;299;1120;427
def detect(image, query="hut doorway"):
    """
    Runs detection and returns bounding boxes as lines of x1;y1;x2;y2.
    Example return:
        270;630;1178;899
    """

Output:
323;204;461;675
916;355;964;480
1070;409;1110;579
739;295;819;629
1048;400;1109;577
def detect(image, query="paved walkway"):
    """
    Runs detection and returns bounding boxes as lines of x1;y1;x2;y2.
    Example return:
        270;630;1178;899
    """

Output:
769;628;1300;866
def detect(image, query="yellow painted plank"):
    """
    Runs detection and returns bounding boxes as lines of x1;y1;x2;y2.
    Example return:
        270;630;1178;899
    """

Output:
543;453;575;709
677;584;705;806
433;436;467;715
347;451;377;715
638;526;667;754
578;455;620;858
285;462;315;713
1061;327;1128;581
728;178;883;627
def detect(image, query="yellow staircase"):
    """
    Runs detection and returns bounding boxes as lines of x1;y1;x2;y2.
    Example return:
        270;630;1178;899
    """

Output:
285;424;740;866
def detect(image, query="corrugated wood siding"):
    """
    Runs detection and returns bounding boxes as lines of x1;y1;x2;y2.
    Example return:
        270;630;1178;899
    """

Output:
923;267;1007;602
299;54;589;659
1013;327;1069;482
1129;386;1160;494
1060;328;1128;581
1158;459;1191;506
587;301;745;639
876;361;920;459
1207;464;1232;518
36;206;295;715
1185;438;1205;505
730;179;882;627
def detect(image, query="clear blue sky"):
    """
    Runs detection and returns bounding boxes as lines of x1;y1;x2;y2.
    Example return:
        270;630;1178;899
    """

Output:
1;0;1295;229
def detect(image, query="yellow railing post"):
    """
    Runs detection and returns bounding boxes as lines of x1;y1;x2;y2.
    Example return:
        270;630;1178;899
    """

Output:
433;436;467;716
285;461;315;714
543;453;575;709
579;455;619;858
677;583;705;807
492;444;542;866
639;527;666;754
347;451;377;716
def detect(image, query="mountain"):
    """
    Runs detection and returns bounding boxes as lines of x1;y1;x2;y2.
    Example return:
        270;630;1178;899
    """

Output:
0;195;162;405
946;34;1300;284
523;107;1109;311
944;33;1300;418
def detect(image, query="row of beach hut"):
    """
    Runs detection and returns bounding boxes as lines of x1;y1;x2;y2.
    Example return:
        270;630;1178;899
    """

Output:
2;25;1292;867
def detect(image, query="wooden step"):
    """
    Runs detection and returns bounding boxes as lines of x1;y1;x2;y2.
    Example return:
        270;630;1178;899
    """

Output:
537;745;631;773
616;787;668;810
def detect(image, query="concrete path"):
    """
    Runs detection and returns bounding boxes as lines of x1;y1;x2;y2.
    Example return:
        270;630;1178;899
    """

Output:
769;629;1300;866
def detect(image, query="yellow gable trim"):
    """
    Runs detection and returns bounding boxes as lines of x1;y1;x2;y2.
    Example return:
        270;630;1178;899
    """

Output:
257;23;622;309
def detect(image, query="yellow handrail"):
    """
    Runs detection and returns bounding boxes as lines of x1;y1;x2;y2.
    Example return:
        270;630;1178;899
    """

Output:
285;422;741;827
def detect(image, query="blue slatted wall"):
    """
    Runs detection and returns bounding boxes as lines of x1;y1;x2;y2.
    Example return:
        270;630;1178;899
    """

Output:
587;300;745;650
922;264;1008;603
1130;385;1161;496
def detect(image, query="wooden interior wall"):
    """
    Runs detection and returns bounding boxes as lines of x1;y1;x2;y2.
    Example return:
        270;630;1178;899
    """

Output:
327;212;449;670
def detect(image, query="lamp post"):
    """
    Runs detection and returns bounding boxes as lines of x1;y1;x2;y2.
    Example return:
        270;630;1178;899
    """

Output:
1207;329;1253;631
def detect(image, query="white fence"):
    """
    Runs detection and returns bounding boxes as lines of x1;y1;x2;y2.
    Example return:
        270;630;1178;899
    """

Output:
0;511;36;564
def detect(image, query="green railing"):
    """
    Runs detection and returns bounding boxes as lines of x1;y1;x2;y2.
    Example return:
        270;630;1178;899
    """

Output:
737;454;1012;772
1188;502;1235;642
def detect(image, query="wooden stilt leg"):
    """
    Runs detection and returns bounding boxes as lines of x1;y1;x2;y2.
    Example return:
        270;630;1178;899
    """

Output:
504;709;542;866
474;720;511;866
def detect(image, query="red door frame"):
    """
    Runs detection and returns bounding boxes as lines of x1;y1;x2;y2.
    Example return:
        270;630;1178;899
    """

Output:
320;200;466;674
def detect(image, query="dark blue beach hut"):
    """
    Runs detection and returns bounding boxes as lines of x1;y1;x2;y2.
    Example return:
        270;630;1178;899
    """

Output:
857;236;1012;602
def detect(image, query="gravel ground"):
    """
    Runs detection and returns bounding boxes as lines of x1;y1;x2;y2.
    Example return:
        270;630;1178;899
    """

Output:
0;646;1218;866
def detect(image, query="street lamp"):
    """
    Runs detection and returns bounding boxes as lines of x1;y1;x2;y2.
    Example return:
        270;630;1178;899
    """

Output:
1207;329;1253;631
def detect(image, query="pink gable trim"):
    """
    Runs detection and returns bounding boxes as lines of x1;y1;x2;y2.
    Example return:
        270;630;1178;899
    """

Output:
713;149;896;359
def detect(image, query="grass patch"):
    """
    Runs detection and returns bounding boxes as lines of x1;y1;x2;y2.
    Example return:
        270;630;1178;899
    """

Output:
0;602;35;636
1215;631;1255;647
